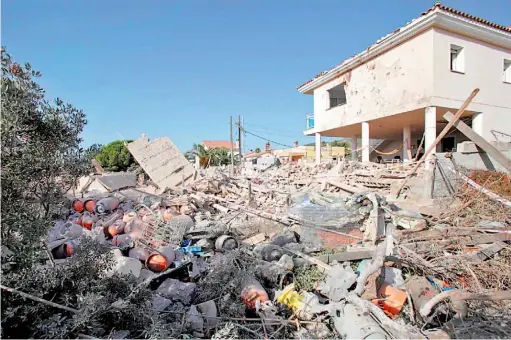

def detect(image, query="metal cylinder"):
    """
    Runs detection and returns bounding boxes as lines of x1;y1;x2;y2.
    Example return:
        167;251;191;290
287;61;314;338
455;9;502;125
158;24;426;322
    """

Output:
59;222;84;239
128;247;150;262
84;199;96;213
111;234;133;248
72;199;84;213
95;197;120;215
107;220;125;237
215;235;238;251
146;253;170;272
240;276;269;310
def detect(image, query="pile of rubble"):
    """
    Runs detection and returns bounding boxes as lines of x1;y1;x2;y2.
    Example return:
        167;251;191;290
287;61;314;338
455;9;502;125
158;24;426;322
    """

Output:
42;149;511;339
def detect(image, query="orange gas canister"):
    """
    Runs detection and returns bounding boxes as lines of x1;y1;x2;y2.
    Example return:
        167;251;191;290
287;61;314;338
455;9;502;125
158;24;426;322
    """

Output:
72;199;84;213
145;253;170;272
240;276;269;310
81;214;95;230
107;220;126;237
64;240;79;257
84;199;96;213
372;283;407;318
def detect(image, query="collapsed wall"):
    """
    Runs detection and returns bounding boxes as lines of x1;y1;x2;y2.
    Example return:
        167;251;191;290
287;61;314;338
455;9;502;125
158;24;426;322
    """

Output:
127;135;195;191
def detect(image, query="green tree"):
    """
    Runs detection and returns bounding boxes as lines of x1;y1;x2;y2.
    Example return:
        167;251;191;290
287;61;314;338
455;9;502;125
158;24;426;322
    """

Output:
1;47;92;256
95;140;136;172
330;139;351;148
1;48;178;339
188;144;238;167
330;139;351;156
255;147;261;153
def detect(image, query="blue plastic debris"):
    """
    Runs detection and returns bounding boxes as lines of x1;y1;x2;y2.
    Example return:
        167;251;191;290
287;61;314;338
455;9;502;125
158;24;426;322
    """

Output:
178;246;204;255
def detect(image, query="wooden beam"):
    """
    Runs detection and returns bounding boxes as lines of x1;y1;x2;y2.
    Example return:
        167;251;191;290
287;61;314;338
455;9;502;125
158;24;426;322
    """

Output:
395;88;480;197
443;111;511;173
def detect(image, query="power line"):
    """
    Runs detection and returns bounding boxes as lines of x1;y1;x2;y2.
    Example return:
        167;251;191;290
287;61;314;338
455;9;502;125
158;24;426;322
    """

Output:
236;123;294;148
242;122;299;135
244;128;297;138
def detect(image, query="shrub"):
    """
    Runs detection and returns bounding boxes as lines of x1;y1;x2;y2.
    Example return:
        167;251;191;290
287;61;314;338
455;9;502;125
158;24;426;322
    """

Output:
95;140;136;172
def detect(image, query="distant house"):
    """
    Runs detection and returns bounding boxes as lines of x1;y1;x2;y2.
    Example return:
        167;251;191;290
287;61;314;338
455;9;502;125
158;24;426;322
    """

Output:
202;140;238;152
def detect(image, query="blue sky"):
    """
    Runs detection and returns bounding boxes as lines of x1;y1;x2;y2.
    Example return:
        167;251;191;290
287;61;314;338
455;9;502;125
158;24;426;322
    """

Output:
2;0;510;152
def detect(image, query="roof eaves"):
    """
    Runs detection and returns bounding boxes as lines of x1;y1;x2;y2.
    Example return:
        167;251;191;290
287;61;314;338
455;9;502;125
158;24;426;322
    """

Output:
297;4;511;93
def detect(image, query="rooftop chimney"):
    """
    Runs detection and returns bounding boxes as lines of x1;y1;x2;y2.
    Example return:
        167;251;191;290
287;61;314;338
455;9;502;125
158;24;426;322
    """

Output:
294;141;299;147
265;141;271;152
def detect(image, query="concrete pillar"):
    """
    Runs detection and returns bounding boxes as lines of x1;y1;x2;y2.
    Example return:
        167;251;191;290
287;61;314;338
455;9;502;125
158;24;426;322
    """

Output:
424;107;437;170
403;125;411;163
472;112;483;137
315;132;321;165
361;121;370;162
351;136;358;161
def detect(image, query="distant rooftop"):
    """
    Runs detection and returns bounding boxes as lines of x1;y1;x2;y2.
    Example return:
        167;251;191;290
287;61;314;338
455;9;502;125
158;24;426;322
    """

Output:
202;140;236;149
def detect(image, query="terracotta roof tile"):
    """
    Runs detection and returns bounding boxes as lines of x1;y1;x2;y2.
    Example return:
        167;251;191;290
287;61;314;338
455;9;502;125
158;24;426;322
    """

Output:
297;4;511;91
202;140;236;149
424;3;511;33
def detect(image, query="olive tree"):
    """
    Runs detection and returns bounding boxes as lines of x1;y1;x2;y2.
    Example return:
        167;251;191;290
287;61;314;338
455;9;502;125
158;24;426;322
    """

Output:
0;48;179;339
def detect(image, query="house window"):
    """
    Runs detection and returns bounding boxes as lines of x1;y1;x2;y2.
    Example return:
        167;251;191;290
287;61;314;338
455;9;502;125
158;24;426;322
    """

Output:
450;44;464;73
328;82;347;108
504;59;511;83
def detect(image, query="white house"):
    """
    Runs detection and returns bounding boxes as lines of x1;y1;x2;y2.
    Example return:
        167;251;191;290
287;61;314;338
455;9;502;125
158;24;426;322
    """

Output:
298;4;511;165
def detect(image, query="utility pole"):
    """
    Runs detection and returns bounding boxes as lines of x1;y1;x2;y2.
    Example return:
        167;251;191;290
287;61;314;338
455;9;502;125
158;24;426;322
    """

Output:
238;115;242;157
229;116;234;175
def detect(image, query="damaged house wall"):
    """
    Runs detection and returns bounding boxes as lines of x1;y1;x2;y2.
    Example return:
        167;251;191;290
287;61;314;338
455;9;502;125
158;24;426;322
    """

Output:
432;28;511;142
312;29;435;134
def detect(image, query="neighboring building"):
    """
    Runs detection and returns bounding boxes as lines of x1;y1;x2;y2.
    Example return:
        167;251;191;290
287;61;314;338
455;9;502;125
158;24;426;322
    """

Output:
298;4;511;166
304;145;346;162
202;140;238;152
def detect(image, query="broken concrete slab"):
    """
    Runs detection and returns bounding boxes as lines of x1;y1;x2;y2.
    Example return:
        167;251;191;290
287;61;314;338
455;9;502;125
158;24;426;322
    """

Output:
151;294;173;312
111;256;142;278
97;173;137;192
155;278;197;305
127;135;195;191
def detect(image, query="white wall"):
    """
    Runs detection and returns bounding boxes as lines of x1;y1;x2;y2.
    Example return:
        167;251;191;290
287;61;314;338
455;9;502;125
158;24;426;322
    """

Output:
431;28;511;142
312;29;435;134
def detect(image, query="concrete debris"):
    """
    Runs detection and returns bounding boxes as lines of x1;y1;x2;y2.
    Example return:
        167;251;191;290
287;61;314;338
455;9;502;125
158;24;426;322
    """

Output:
155;279;197;306
333;303;389;339
317;263;357;302
97;173;137;192
53;152;510;339
127;135;195;191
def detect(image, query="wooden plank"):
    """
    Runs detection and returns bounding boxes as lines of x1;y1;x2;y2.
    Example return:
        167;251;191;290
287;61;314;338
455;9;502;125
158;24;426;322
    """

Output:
316;250;374;264
395;88;480;197
285;248;333;272
470;241;508;262
327;180;364;194
444;111;511;173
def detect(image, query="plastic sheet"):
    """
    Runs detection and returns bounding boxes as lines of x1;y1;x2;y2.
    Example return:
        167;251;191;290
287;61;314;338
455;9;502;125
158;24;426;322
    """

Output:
288;192;359;225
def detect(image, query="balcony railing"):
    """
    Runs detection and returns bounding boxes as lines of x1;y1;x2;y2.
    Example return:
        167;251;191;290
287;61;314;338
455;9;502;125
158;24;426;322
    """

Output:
306;114;314;130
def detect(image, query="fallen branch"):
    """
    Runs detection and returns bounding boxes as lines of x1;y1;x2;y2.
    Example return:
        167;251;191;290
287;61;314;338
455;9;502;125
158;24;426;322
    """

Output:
419;290;511;319
283;248;333;272
0;285;79;313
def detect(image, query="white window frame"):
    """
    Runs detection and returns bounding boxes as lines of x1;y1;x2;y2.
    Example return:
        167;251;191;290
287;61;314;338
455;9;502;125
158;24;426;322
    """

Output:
450;44;465;73
328;82;347;109
504;58;511;83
